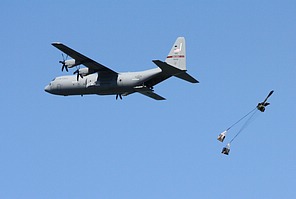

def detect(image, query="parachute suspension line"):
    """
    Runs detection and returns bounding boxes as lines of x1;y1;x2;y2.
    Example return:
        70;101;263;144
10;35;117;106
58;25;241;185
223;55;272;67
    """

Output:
219;91;273;155
229;109;258;144
226;107;257;131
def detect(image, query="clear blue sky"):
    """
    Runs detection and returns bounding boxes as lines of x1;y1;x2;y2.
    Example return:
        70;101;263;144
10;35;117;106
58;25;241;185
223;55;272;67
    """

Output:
1;0;295;198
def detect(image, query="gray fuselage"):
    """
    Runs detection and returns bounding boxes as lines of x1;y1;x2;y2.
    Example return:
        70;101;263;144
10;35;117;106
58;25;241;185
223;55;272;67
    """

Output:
44;68;161;96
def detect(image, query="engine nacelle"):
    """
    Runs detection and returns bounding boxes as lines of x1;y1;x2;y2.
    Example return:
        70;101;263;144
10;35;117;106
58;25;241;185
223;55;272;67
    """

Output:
75;68;95;77
65;59;79;68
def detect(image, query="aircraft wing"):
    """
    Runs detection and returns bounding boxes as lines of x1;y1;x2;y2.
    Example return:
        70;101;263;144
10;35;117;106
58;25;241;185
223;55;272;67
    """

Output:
134;86;166;100
52;42;117;74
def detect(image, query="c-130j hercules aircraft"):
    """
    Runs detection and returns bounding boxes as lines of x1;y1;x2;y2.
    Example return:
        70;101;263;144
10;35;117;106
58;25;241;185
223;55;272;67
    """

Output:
45;37;199;100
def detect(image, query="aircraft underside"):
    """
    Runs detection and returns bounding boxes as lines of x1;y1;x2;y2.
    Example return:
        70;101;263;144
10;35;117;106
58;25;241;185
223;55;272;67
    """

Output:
60;86;135;96
45;80;136;96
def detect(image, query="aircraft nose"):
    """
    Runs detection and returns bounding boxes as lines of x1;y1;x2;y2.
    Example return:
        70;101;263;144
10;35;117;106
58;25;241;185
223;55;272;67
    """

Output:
44;85;51;93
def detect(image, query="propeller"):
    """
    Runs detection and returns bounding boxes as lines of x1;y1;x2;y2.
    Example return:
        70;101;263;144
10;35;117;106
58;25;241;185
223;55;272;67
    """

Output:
59;53;69;72
73;68;83;81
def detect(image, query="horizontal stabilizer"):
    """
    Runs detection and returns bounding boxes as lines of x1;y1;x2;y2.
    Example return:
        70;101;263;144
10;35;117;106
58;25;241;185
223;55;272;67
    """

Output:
153;60;183;75
175;72;199;83
153;60;199;83
134;86;166;100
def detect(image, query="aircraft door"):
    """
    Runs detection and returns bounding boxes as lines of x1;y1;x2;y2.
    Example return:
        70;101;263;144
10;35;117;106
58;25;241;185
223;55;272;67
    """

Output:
86;78;95;87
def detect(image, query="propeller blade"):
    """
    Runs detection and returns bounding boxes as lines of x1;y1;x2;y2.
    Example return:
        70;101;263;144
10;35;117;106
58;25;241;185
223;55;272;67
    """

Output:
60;54;69;72
73;71;83;81
61;64;68;72
73;69;79;81
61;53;68;60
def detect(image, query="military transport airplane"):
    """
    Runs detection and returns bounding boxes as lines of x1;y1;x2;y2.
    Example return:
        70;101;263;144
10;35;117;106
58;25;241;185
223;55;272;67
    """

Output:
44;37;198;100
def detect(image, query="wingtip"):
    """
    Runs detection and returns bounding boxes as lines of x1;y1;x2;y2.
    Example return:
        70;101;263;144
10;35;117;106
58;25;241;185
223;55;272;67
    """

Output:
51;42;62;46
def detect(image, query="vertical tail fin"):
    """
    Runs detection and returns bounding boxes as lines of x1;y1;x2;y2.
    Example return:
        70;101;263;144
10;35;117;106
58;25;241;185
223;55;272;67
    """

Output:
153;37;199;83
165;37;186;70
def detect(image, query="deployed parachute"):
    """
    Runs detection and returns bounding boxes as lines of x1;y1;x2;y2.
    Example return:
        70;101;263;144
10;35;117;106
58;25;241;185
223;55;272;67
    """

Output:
257;90;274;112
217;90;274;155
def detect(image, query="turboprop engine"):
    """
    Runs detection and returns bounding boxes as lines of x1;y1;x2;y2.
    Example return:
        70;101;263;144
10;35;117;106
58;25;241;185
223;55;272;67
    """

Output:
63;59;79;69
59;54;80;72
73;68;95;81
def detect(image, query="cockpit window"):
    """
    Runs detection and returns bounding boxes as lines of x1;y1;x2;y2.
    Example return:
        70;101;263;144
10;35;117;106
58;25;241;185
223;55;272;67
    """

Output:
51;78;56;81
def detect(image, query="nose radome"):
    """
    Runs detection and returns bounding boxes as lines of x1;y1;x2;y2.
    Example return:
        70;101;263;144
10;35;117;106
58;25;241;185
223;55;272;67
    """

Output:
44;85;50;93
